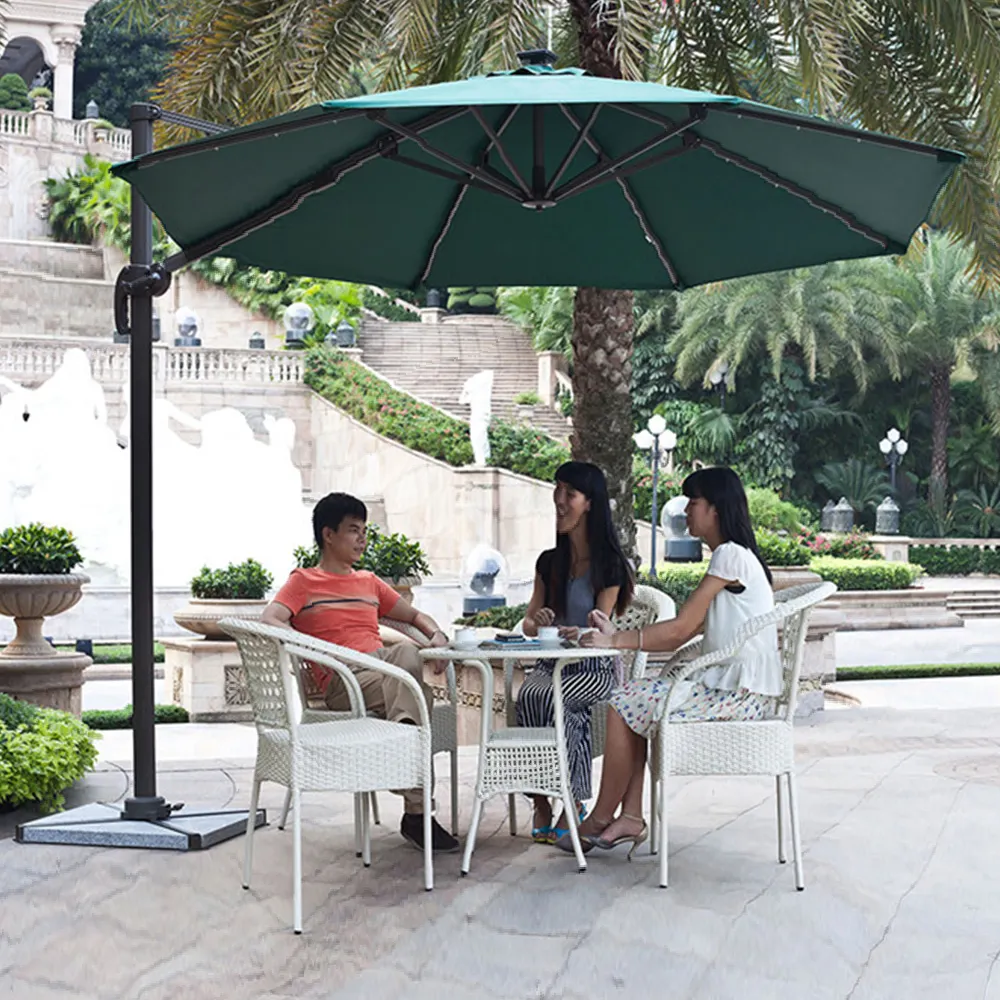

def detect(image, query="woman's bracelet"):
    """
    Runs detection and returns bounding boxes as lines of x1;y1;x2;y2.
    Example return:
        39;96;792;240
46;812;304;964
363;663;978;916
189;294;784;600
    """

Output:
637;628;644;651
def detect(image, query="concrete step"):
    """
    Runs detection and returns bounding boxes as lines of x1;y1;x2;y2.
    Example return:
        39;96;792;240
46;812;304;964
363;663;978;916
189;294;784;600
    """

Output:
0;239;105;280
0;268;114;339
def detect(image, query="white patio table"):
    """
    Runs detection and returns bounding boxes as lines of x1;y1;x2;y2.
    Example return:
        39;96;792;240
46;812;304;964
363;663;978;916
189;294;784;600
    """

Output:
419;640;620;874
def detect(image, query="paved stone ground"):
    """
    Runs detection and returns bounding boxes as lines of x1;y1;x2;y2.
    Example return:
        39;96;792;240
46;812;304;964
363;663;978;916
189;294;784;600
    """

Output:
4;706;1000;1000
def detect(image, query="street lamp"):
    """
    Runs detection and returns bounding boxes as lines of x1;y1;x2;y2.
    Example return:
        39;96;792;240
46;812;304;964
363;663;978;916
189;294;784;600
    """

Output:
878;427;909;493
634;413;677;573
283;302;315;349
708;360;730;409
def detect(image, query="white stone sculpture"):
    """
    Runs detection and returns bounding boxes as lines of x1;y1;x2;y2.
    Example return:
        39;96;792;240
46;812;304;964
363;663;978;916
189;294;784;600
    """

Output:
459;369;494;467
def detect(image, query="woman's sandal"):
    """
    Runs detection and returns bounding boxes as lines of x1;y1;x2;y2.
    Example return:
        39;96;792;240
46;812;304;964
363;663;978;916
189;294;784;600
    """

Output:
590;813;649;861
532;803;554;844
548;803;588;845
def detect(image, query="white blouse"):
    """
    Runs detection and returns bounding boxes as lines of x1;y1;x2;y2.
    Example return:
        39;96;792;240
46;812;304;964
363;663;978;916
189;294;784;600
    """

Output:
697;542;782;697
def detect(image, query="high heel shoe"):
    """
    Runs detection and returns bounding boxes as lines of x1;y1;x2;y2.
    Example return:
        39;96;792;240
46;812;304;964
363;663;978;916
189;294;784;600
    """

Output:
590;813;648;861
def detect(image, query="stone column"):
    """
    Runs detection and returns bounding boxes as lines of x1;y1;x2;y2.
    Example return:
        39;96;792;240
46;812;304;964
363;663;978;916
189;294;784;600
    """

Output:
52;27;81;120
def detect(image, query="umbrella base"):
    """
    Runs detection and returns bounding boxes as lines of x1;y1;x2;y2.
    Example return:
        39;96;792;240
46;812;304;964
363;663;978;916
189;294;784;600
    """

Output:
15;801;265;850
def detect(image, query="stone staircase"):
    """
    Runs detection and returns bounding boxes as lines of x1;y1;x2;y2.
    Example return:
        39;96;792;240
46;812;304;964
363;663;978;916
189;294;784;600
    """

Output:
946;590;1000;619
0;239;113;339
358;317;572;441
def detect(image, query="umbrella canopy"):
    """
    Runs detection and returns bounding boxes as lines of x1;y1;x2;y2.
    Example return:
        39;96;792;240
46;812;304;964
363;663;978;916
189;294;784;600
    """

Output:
115;58;962;291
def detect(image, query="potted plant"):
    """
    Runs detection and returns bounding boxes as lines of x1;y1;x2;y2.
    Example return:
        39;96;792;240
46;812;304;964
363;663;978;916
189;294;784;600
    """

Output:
28;86;52;111
293;525;431;602
0;524;89;657
90;118;115;143
173;558;274;640
513;390;540;422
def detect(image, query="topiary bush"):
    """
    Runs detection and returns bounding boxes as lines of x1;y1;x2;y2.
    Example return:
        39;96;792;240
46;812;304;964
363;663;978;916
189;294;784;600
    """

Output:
909;544;984;576
190;559;273;599
0;73;31;112
0;524;83;574
82;704;189;730
0;694;100;812
810;557;922;591
755;529;811;567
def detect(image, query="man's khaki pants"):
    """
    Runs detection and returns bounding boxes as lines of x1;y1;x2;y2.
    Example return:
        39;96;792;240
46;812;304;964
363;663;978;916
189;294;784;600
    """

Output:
324;642;431;814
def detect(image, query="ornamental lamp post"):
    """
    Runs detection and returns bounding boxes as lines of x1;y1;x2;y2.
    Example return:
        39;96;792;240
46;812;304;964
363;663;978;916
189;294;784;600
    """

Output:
283;302;315;349
634;414;677;573
708;360;730;409
879;427;909;494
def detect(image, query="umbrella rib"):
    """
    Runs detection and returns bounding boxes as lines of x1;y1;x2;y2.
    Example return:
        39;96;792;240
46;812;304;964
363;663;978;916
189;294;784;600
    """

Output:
385;151;523;201
367;111;524;201
560;105;681;288
417;105;521;287
544;105;601;199
470;106;530;196
697;137;895;249
160;107;468;270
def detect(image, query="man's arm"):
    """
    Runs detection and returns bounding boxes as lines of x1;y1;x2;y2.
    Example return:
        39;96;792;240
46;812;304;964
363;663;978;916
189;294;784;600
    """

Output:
260;600;293;628
387;597;448;646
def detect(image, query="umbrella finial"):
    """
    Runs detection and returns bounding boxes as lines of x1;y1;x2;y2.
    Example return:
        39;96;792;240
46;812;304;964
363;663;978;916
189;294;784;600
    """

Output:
517;48;557;68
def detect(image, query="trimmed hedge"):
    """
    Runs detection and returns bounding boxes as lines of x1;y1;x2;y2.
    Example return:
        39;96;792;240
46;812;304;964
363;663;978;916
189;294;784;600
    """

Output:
644;564;710;607
454;603;528;629
81;704;189;730
54;642;165;664
810;557;922;591
837;663;1000;680
755;529;810;567
910;544;1000;576
0;694;100;812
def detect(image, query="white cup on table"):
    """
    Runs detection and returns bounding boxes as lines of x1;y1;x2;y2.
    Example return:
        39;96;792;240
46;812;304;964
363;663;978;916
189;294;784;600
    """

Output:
537;626;561;648
453;627;479;649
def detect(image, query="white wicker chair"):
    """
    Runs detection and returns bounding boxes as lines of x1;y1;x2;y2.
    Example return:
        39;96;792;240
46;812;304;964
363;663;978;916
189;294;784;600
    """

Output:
648;580;837;889
221;618;433;933
505;583;677;835
277;617;460;836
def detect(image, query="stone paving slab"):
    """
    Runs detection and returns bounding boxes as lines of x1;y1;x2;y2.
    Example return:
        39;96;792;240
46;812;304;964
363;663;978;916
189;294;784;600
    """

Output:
3;707;1000;999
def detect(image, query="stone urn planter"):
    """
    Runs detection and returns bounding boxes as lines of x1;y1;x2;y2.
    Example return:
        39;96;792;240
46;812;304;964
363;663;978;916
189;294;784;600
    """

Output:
173;598;268;640
382;576;421;603
769;565;822;592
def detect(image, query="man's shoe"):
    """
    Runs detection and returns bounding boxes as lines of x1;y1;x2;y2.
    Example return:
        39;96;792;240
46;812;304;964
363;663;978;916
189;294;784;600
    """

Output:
400;813;460;853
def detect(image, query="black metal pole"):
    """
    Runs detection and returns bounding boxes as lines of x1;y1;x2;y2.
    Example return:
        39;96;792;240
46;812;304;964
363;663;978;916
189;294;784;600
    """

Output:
122;103;170;821
889;453;898;495
650;438;660;574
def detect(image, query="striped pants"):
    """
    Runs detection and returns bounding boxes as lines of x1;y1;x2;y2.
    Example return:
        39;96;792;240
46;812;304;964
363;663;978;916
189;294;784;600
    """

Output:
515;657;616;801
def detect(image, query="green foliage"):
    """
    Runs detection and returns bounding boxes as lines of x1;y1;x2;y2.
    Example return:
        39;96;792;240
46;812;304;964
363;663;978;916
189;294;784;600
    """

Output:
0;524;83;574
486;421;570;483
949;419;1000;492
28;86;52;103
815;459;890;516
755;529;811;567
644;564;710;607
632;290;681;424
909;544;1000;576
73;0;175;127
838;663;1000;680
356;525;430;581
305;346;475;465
293;545;320;569
361;288;420;322
746;488;810;534
632;460;687;522
447;286;497;314
190;559;273;599
513;391;541;405
54;642;165;664
955;486;1000;538
498;286;574;356
454;603;528;629
0;694;100;812
82;703;189;730
810;557;922;591
0;73;31;112
799;530;881;560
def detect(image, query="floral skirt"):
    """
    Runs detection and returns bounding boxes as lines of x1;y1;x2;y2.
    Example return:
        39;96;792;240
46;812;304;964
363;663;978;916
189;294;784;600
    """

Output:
609;672;779;740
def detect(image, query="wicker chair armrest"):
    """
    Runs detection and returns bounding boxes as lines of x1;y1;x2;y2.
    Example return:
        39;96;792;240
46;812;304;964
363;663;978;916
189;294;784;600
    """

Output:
379;617;430;647
284;646;366;719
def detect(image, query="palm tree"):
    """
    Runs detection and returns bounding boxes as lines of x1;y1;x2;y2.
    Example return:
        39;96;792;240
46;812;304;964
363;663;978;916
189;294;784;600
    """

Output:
121;0;1000;547
859;234;1000;505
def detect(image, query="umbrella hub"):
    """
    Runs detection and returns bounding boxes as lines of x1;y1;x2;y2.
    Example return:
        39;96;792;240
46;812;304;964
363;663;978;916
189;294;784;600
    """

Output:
516;48;558;68
521;198;557;211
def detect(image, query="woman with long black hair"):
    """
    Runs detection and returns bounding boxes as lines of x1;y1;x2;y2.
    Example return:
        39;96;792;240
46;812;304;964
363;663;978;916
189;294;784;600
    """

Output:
557;466;780;858
517;461;634;843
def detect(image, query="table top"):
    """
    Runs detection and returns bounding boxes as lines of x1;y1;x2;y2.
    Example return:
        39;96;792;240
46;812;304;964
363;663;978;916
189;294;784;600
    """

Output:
418;641;620;662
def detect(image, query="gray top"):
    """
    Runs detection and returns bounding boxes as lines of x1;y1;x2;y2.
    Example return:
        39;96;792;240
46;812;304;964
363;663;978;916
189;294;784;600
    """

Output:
562;575;597;628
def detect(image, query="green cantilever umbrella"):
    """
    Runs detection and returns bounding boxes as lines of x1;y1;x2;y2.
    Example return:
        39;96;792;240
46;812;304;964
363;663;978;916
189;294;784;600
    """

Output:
114;53;962;292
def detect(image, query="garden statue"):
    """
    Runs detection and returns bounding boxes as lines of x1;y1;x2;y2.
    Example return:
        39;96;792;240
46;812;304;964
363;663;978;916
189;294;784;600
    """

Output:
458;369;494;467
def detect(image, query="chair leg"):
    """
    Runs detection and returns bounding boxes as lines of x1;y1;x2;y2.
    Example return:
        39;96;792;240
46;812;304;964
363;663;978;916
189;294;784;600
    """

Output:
361;792;372;868
508;793;517;836
353;794;362;858
658;777;669;888
786;770;805;891
292;786;303;934
370;791;381;826
649;774;658;856
278;786;291;831
462;798;485;876
450;749;459;836
776;774;787;864
243;777;261;889
423;778;434;892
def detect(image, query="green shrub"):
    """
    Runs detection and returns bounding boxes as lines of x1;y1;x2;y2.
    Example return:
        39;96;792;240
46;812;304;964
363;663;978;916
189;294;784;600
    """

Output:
82;704;189;730
190;558;273;599
294;525;430;581
755;529;811;567
513;391;541;406
54;642;165;664
28;86;52;100
746;488;810;534
800;529;881;560
910;544;983;576
454;603;528;629
645;564;709;607
361;287;420;322
0;73;30;112
632;461;687;523
0;694;100;812
980;547;1000;575
810;557;922;590
0;523;83;574
487;421;570;482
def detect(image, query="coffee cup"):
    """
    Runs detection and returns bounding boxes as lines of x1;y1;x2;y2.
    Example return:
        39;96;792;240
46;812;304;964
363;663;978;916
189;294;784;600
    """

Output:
538;626;561;647
453;627;478;649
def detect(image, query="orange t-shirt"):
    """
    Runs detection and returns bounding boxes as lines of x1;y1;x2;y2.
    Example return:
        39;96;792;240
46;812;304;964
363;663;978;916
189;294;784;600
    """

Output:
274;567;401;691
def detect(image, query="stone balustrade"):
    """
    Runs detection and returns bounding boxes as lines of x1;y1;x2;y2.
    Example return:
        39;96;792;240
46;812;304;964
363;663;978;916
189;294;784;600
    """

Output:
0;109;131;161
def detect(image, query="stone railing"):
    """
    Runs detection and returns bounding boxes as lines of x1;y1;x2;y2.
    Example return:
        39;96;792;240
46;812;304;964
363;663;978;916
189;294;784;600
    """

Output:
0;110;131;162
0;338;304;387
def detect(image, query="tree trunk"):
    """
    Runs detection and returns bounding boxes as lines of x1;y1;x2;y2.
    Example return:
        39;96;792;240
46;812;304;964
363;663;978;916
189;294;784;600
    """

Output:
571;287;637;558
568;2;638;560
928;364;951;510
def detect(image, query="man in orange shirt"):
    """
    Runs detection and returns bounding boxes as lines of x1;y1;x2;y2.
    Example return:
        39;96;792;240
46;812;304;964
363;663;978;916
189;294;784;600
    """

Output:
261;492;458;853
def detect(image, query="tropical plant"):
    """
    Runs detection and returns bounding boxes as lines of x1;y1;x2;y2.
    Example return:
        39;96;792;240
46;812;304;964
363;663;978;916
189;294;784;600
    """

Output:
0;524;83;574
632;289;681;425
948;419;1000;492
82;704;188;729
189;559;274;599
356;525;431;581
498;286;574;357
746;488;810;534
955;485;1000;538
0;73;31;112
815;460;890;517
